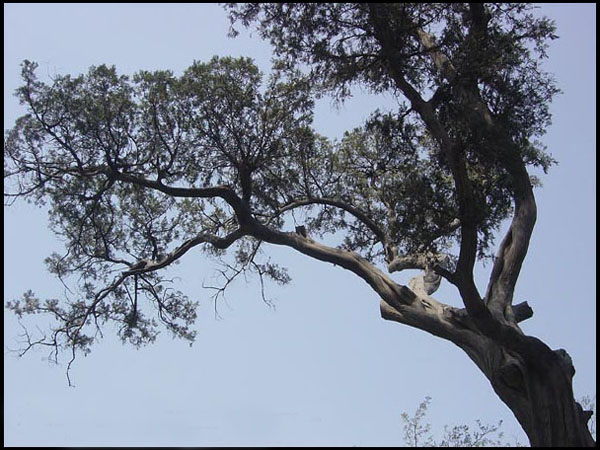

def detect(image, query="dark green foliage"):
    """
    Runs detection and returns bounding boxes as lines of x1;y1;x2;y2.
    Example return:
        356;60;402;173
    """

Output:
226;3;559;259
5;57;313;369
5;4;560;387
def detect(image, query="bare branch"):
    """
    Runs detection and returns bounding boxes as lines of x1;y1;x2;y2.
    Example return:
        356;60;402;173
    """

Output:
124;228;246;276
246;218;415;307
276;196;389;248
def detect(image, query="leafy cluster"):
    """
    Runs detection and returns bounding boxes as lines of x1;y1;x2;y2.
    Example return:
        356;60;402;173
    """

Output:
4;57;314;371
5;3;561;383
401;396;516;447
226;3;559;258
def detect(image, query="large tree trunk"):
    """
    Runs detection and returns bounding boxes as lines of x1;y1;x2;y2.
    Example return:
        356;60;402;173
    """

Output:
464;339;595;446
382;298;595;447
367;6;595;445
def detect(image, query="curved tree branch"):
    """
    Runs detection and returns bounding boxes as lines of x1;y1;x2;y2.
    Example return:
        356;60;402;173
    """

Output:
124;228;246;276
245;216;411;306
367;3;485;317
276;196;389;248
404;5;538;322
484;149;537;318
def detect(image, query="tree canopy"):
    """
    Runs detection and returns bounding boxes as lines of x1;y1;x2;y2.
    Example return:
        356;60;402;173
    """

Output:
4;3;595;446
5;3;557;352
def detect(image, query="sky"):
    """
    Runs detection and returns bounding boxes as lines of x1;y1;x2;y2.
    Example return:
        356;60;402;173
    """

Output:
3;3;596;447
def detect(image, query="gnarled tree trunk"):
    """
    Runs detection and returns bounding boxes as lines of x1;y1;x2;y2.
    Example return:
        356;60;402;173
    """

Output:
470;336;594;446
363;5;596;445
381;295;595;447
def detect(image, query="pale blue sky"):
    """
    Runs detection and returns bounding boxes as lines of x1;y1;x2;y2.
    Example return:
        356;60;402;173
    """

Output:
3;3;596;446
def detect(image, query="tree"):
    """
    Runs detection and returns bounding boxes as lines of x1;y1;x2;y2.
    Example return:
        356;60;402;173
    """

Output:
402;396;436;447
3;3;594;447
223;4;595;446
401;396;517;447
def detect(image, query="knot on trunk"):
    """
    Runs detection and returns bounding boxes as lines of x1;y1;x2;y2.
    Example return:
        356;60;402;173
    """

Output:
553;348;576;378
578;404;594;425
295;225;308;238
497;350;526;395
409;254;450;296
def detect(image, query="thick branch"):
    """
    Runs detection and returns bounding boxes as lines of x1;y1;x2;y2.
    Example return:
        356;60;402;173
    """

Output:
409;8;538;320
388;252;457;286
379;298;483;348
367;4;484;316
124;228;245;276
387;253;432;272
109;167;415;311
111;170;231;200
114;168;473;347
110;169;253;225
417;9;538;318
482;127;538;316
247;218;414;307
407;21;482;281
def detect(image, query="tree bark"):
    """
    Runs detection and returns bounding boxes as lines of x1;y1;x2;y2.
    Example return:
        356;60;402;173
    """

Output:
115;7;595;445
365;5;595;445
381;294;595;447
463;337;595;447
